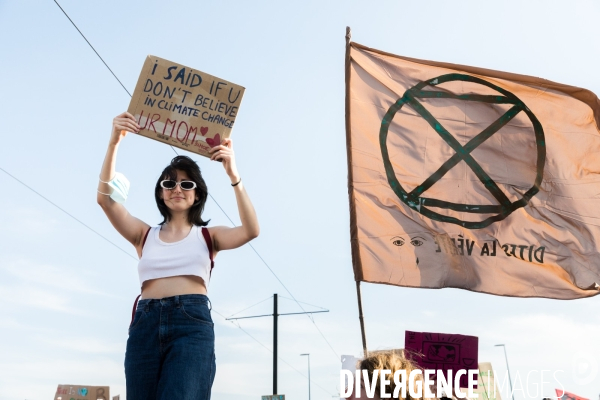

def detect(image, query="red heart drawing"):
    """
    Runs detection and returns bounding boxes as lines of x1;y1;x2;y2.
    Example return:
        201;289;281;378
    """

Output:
200;126;208;136
206;133;221;148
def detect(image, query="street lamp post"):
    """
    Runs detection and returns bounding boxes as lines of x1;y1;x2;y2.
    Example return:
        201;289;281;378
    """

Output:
495;344;515;400
300;353;311;400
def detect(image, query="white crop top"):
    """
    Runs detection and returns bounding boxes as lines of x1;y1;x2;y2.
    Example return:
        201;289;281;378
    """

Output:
137;225;214;288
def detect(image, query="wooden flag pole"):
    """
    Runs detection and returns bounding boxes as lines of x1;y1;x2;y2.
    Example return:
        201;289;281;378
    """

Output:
356;281;368;357
346;25;368;357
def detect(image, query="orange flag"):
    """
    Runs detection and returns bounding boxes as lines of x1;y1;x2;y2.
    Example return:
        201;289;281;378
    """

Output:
345;40;600;299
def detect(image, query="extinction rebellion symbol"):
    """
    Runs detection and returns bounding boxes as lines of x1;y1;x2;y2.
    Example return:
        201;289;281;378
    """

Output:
380;73;546;229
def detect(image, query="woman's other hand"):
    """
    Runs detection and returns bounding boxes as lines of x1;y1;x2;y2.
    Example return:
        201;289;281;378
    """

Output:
110;112;140;146
208;138;240;184
206;137;259;252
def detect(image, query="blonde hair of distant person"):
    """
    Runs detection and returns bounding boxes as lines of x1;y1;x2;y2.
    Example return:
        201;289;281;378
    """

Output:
357;350;432;400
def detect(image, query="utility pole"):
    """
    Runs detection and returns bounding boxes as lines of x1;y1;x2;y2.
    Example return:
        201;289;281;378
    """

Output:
227;294;329;395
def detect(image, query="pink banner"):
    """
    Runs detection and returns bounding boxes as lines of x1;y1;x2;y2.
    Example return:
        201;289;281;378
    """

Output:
405;330;478;388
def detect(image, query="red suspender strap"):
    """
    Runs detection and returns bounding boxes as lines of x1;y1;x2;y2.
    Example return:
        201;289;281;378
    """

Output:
201;227;215;272
141;227;151;251
130;294;141;327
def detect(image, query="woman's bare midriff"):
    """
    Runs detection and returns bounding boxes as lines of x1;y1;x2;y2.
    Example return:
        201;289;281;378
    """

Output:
141;275;207;299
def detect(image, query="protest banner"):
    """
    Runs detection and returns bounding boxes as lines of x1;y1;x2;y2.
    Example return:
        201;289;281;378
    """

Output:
405;330;478;388
54;384;109;400
345;37;600;299
128;55;245;158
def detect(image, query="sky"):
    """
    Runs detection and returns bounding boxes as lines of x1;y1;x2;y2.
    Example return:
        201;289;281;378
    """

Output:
0;0;599;399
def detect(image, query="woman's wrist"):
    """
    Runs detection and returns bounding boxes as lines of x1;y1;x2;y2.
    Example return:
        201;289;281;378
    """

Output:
229;176;241;186
231;177;242;187
228;171;241;185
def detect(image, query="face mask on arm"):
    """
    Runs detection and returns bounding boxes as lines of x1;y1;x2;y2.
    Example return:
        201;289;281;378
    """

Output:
98;172;130;204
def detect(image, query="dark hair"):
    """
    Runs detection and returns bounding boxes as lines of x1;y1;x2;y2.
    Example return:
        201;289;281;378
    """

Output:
155;155;209;226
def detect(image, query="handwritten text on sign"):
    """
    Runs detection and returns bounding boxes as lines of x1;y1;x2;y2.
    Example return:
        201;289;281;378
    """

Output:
128;55;245;157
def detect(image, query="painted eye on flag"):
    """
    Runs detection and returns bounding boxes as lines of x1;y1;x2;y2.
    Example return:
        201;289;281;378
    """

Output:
410;237;425;247
391;237;405;246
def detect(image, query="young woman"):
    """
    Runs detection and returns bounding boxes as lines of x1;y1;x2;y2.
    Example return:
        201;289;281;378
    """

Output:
97;112;259;399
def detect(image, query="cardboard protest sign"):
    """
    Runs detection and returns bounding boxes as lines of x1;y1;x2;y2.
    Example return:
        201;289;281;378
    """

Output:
54;384;110;400
128;55;245;158
405;330;478;388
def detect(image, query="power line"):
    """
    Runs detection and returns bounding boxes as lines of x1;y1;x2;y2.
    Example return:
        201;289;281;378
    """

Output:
227;295;329;319
247;240;340;358
227;295;273;318
212;308;336;397
279;295;329;311
51;0;340;360
0;166;137;261
52;0;132;96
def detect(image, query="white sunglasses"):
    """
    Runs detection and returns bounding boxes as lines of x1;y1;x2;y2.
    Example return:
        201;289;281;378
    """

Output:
160;180;197;190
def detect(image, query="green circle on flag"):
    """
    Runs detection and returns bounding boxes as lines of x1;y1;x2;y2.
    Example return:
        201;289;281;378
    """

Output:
380;73;546;229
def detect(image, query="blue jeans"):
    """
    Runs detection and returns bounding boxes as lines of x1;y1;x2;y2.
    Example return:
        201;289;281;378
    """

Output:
124;294;216;399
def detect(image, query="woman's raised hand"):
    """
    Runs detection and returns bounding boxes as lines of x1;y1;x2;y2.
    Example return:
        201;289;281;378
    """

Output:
208;138;240;184
110;112;140;146
206;137;259;251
